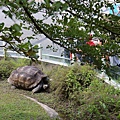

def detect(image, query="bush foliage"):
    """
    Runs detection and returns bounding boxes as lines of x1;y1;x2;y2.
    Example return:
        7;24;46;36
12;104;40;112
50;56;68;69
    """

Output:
0;58;30;80
49;63;96;99
48;63;120;120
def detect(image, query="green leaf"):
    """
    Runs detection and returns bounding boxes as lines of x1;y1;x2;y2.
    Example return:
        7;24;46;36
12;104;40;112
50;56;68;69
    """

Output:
12;24;21;32
64;16;68;25
54;1;62;11
44;0;50;7
0;23;4;30
62;3;68;11
2;10;13;19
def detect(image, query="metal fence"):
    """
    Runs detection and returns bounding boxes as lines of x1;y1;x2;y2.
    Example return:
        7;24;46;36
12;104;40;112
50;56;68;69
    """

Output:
0;41;71;66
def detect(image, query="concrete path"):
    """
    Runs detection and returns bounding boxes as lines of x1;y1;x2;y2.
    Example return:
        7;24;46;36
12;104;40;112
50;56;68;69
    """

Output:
97;72;120;90
20;94;61;119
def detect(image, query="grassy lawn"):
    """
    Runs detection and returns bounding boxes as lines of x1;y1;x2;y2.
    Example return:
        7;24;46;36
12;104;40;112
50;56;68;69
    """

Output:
0;58;120;120
0;80;56;120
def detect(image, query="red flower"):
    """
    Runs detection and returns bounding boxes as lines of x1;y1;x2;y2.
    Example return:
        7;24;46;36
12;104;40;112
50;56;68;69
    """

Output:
86;40;95;46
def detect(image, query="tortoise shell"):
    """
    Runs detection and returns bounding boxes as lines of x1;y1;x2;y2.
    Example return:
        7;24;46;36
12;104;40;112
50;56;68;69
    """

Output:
7;66;48;90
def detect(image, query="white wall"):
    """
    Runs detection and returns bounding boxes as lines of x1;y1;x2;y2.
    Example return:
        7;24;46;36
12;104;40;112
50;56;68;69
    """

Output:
0;6;64;57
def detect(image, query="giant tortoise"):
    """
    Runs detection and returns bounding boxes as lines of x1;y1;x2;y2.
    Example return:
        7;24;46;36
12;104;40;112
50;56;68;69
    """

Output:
7;66;49;93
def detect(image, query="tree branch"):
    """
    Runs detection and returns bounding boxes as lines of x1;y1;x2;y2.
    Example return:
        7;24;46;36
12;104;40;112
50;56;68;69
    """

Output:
19;1;70;50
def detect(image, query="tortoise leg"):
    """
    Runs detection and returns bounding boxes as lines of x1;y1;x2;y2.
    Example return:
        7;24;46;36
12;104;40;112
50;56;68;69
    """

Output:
32;84;42;93
43;84;48;89
11;85;16;89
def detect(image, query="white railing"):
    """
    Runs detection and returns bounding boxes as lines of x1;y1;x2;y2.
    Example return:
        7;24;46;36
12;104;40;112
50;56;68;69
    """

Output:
0;41;71;66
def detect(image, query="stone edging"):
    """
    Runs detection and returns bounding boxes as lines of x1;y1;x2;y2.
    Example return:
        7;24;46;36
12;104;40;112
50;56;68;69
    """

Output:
20;94;61;119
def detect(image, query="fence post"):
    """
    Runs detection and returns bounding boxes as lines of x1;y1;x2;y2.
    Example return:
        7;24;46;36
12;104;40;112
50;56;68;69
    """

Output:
3;42;7;60
38;43;42;60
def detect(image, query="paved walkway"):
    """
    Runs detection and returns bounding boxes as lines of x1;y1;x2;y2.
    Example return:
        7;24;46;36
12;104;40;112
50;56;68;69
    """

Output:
97;71;120;90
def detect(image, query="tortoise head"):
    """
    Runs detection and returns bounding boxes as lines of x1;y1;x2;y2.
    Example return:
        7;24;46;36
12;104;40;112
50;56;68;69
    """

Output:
42;76;49;91
43;84;49;89
43;75;49;85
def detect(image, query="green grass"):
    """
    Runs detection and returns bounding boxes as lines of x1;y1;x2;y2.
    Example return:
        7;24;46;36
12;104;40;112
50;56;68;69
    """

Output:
0;81;54;120
0;58;120;120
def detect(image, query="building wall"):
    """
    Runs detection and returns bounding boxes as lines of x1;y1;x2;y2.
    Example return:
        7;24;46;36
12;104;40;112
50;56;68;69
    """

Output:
0;6;64;58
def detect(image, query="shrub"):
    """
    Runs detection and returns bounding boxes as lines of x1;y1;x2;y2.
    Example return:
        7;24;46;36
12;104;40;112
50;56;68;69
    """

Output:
0;58;30;80
49;63;97;99
47;65;69;92
76;80;120;120
49;63;120;120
